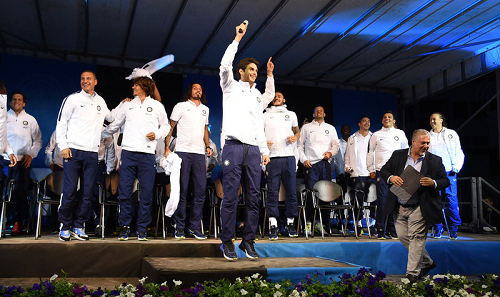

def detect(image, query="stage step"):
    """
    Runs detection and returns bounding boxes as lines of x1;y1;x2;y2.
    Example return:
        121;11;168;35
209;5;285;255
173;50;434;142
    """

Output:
142;257;359;287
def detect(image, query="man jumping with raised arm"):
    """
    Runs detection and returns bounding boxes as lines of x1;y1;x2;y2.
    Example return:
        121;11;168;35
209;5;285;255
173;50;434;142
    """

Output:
219;21;274;260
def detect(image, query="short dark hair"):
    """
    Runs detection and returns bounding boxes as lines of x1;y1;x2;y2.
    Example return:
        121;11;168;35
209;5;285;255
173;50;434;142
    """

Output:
0;80;5;94
359;115;369;123
182;83;207;104
383;110;395;118
237;58;259;79
81;70;97;79
275;91;284;98
132;76;155;97
10;91;26;103
431;112;448;127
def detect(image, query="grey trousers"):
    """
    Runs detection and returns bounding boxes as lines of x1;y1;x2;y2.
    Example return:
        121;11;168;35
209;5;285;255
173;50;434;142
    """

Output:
393;205;434;276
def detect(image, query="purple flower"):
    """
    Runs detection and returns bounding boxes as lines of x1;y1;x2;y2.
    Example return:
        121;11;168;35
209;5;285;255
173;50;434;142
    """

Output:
341;273;352;280
323;294;330;297
315;270;323;276
31;283;43;291
109;290;120;296
358;267;369;275
353;274;364;282
425;284;435;296
160;286;169;292
306;274;313;285
433;277;449;284
375;270;386;280
332;293;342;297
73;284;85;297
493;277;500;287
5;286;25;297
295;281;303;292
90;288;105;296
360;287;372;297
193;283;204;295
43;280;55;295
373;288;384;297
366;276;377;286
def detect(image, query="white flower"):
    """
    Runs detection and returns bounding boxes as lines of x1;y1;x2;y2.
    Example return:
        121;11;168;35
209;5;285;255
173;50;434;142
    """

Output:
247;276;252;282
139;276;148;285
260;280;268;287
144;295;152;297
126;292;135;297
241;289;248;295
161;281;167;287
255;294;262;297
300;291;308;296
236;277;242;282
173;279;182;286
482;284;488;288
273;291;283;297
401;278;410;284
252;273;260;279
50;274;58;282
492;274;498;279
275;284;281;289
289;290;299;297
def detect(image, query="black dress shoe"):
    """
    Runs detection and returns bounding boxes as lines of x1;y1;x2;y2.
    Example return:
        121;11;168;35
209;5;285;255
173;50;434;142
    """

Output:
418;261;437;278
405;274;419;284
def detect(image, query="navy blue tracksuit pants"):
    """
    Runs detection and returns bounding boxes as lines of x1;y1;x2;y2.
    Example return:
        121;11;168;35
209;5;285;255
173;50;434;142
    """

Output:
220;140;261;242
7;162;33;224
266;156;298;219
304;159;332;222
118;150;155;233
59;148;98;231
173;152;206;230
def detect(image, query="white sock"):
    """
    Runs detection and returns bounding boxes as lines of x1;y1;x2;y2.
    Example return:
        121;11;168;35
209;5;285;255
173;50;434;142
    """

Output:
269;217;277;227
287;218;294;225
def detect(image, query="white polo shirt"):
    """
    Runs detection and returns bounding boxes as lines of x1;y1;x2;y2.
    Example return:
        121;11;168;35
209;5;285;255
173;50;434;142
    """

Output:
367;126;408;172
3;109;42;161
103;96;170;155
344;130;372;177
263;105;298;158
170;100;209;155
298;120;340;165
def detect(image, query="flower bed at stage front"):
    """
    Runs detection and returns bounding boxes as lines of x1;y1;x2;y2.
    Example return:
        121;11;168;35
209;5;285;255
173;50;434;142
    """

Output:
1;268;499;296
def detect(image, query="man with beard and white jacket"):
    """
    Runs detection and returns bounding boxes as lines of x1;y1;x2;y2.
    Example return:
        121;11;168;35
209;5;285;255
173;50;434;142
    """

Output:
263;91;300;240
367;110;408;240
4;91;42;234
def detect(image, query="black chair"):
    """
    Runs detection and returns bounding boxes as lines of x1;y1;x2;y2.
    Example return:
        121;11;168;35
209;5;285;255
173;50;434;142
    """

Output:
349;183;377;238
35;171;64;240
0;179;16;238
312;180;357;240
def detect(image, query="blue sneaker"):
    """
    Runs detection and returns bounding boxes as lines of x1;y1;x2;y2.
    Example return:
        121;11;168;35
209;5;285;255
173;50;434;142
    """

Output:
137;230;148;241
239;240;259;259
432;228;443;239
188;229;207;240
72;228;89;241
59;230;70;242
220;241;237;260
119;226;130;241
175;229;185;239
285;224;298;237
449;230;458;240
269;226;278;241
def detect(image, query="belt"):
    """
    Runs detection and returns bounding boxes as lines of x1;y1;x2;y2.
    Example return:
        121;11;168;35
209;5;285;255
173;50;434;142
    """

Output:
399;202;419;208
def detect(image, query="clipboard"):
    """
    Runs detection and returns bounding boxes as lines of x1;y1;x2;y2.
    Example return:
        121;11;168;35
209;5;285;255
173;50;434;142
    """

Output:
389;165;423;202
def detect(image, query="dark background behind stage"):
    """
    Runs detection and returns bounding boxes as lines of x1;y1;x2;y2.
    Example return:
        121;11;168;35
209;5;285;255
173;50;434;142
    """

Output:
1;53;499;215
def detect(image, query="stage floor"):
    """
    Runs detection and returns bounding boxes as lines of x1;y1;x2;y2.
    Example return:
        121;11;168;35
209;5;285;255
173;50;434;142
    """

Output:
1;230;499;287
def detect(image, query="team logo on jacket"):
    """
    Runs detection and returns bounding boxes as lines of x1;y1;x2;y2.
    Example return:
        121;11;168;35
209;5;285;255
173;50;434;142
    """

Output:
224;159;230;166
147;107;153;112
97;105;101;111
448;134;453;139
202;110;206;114
394;136;399;141
256;97;261;103
23;121;28;126
325;130;329;134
